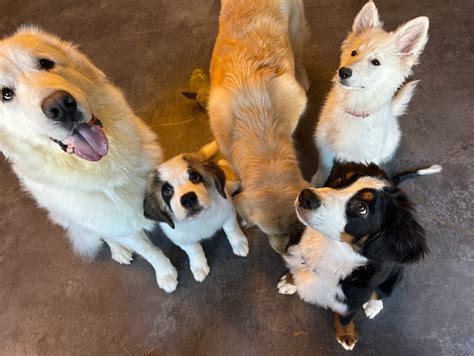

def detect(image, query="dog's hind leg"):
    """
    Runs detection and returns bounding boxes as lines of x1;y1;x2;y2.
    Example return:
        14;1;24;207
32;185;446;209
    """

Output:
223;211;249;257
105;240;133;265
287;0;309;91
67;225;103;261
121;231;178;293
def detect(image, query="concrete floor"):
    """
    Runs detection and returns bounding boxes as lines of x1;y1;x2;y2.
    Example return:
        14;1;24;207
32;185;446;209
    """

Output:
0;0;472;355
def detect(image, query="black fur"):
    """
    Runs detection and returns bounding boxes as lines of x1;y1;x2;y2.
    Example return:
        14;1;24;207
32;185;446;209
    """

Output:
201;160;227;199
326;162;428;322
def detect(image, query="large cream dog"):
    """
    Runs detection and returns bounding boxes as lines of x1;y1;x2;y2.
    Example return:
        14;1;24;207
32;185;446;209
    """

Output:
208;0;310;254
0;27;178;293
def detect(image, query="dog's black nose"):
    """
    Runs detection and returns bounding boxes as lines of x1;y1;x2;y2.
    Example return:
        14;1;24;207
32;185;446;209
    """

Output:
338;67;352;79
181;192;198;208
41;90;78;123
298;189;321;210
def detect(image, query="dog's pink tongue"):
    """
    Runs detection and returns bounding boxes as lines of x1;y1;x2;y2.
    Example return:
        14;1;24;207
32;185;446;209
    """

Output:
64;123;108;161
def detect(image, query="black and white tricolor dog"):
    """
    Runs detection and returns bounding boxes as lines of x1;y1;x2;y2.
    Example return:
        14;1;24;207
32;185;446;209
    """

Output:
144;144;248;285
278;162;441;350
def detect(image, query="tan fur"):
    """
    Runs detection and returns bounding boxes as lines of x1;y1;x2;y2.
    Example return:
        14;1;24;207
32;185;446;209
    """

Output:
208;0;309;254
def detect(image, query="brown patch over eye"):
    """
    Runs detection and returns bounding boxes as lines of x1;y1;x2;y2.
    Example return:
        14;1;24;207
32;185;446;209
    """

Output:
361;191;374;201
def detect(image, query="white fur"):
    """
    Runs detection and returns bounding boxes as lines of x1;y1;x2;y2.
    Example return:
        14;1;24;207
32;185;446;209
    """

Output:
0;27;178;293
158;156;248;282
282;229;367;315
417;164;442;176
362;299;384;319
312;2;429;186
281;177;388;314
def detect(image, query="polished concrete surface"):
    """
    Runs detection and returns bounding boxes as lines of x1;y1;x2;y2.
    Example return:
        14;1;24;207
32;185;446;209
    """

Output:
0;0;472;355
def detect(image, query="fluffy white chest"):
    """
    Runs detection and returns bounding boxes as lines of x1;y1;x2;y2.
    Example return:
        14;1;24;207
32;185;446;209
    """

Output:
318;106;400;164
161;192;234;245
285;230;367;314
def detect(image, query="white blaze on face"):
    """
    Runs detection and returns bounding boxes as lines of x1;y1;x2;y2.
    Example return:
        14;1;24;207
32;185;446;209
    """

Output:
297;177;387;240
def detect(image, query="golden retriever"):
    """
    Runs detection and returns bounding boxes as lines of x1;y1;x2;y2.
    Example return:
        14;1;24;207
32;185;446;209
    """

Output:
208;0;310;253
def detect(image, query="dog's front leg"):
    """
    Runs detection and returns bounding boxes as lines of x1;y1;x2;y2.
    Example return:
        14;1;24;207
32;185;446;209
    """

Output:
222;211;249;257
180;243;210;282
311;144;334;187
105;240;133;265
121;231;178;293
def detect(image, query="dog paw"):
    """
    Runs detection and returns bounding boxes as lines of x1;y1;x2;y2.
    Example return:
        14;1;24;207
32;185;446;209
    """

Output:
277;275;297;295
362;299;383;319
156;268;178;293
231;238;249;257
336;334;358;351
191;263;210;282
110;244;133;265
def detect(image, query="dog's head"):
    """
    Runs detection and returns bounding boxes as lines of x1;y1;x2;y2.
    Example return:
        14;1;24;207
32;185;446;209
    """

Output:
296;163;427;263
0;26;109;161
144;153;227;228
337;2;428;94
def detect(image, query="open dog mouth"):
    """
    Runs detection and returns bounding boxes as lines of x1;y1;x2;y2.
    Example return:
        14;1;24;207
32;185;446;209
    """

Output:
51;116;108;162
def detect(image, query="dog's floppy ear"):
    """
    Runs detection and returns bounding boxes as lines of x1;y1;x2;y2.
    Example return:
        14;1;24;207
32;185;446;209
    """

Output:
352;1;382;35
393;16;429;64
365;187;428;263
202;160;227;199
143;172;175;229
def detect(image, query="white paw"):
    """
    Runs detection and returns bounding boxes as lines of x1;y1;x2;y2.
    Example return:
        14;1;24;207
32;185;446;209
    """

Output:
156;268;178;293
231;238;249;257
191;263;210;282
337;337;357;351
110;244;133;265
362;299;384;319
277;277;297;295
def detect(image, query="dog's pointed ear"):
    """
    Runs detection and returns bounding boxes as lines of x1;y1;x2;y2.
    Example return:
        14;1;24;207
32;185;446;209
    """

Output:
393;16;429;62
143;172;175;229
202;160;227;199
366;188;428;263
352;2;382;35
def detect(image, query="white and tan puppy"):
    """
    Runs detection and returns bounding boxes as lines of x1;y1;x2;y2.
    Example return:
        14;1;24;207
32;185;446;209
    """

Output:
312;1;429;186
208;0;309;254
0;27;178;293
144;144;248;283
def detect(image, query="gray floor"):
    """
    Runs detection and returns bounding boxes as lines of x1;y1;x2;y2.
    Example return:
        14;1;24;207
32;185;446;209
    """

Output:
0;0;473;355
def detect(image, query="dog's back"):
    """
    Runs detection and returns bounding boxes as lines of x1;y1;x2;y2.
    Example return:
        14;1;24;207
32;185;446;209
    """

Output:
208;0;308;253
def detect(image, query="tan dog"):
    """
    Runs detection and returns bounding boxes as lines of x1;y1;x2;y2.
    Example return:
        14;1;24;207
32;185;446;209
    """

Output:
208;0;309;253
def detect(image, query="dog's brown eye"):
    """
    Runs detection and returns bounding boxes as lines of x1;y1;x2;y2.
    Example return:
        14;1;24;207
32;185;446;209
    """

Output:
371;59;381;66
189;170;202;183
334;176;343;184
162;183;174;198
355;202;368;215
2;87;14;101
39;58;55;70
351;50;357;57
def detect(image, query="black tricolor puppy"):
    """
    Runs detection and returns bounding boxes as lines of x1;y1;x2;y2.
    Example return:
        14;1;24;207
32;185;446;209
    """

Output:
278;162;441;350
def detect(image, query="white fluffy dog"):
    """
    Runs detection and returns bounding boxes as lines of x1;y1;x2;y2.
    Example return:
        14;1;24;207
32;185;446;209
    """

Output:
0;27;178;293
144;144;249;283
312;1;429;186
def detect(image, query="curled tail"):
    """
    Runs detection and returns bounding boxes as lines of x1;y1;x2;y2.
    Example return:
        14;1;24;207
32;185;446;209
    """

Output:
198;141;218;160
392;80;419;117
392;164;442;186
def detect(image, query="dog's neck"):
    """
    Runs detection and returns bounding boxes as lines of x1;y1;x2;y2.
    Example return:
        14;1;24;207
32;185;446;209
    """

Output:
334;83;393;118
